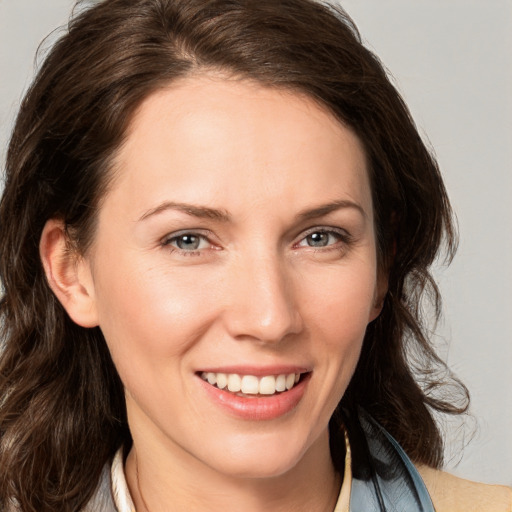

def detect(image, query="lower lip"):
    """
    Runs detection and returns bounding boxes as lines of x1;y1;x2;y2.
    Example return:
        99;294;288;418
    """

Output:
197;374;310;421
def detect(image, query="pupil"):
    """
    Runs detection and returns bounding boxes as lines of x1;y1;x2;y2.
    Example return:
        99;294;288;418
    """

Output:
177;235;199;250
308;232;328;247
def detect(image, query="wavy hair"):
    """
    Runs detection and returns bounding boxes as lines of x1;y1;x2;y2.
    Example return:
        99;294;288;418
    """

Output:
0;0;468;509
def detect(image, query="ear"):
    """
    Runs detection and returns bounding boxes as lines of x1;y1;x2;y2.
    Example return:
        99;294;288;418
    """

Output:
369;221;397;322
40;219;99;327
369;270;389;322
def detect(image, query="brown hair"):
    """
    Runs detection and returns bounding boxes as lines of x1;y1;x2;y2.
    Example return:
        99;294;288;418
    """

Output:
0;0;468;509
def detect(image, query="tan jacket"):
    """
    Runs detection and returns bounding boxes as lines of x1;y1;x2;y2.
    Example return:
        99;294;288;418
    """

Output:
85;448;512;511
418;465;512;512
333;435;512;512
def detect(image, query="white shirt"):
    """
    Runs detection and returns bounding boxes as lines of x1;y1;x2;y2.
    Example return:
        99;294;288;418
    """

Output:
84;435;352;512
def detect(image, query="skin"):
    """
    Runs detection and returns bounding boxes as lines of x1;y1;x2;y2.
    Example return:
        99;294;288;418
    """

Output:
41;76;386;512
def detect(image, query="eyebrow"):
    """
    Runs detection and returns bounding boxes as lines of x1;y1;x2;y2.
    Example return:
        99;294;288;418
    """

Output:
138;201;231;222
138;198;366;223
295;199;367;222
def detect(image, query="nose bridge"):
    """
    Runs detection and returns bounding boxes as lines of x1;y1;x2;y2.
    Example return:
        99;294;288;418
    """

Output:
223;248;302;343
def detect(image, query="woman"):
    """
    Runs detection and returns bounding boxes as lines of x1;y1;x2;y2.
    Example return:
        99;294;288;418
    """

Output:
0;0;510;510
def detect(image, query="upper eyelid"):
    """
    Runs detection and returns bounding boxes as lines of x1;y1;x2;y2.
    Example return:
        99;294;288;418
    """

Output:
159;225;352;249
162;232;215;255
161;228;213;243
296;225;352;240
162;225;350;237
291;227;353;251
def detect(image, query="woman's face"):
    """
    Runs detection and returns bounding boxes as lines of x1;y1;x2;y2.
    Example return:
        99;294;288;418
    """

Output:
81;76;384;478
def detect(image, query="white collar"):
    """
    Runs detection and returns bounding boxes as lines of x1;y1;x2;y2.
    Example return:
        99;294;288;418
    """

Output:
103;436;351;512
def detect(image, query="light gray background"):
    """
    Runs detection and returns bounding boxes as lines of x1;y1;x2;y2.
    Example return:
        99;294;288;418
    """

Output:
1;0;511;486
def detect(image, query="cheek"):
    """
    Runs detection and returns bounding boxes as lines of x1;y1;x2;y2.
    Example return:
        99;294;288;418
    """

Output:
302;262;378;336
300;261;377;391
91;255;221;370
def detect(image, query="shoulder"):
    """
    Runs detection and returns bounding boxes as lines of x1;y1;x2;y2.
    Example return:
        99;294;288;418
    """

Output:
81;462;118;512
417;465;512;512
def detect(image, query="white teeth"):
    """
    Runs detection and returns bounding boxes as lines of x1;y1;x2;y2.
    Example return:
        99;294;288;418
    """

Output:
200;371;303;395
259;376;276;395
241;375;259;394
275;374;286;392
227;374;242;392
216;373;227;389
285;373;295;390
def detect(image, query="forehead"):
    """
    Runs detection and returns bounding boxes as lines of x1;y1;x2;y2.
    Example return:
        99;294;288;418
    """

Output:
108;75;372;221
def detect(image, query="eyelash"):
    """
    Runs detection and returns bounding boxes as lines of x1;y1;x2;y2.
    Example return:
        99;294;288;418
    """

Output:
162;226;352;256
294;227;352;252
162;230;214;256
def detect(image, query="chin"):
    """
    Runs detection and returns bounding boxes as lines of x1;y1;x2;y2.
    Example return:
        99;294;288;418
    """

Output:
212;453;304;480
200;430;317;480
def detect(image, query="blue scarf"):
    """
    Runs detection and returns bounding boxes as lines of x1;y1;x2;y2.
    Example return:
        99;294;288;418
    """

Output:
344;408;435;512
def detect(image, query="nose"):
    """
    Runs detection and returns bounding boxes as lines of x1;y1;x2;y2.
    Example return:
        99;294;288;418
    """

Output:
221;253;303;344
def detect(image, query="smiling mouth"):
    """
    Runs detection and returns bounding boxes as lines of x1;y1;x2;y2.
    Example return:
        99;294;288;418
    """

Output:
199;372;305;397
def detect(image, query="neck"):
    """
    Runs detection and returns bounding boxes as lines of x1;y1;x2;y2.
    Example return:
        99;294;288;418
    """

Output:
125;429;342;512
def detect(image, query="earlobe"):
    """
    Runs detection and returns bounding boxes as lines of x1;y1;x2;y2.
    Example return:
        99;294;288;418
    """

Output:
369;295;386;322
369;273;389;322
369;234;395;322
40;219;99;328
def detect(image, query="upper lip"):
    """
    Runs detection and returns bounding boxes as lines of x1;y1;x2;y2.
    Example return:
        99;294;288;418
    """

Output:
196;365;311;376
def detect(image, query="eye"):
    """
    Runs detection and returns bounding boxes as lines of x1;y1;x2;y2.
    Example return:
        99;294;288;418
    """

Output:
296;228;347;249
164;232;211;252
